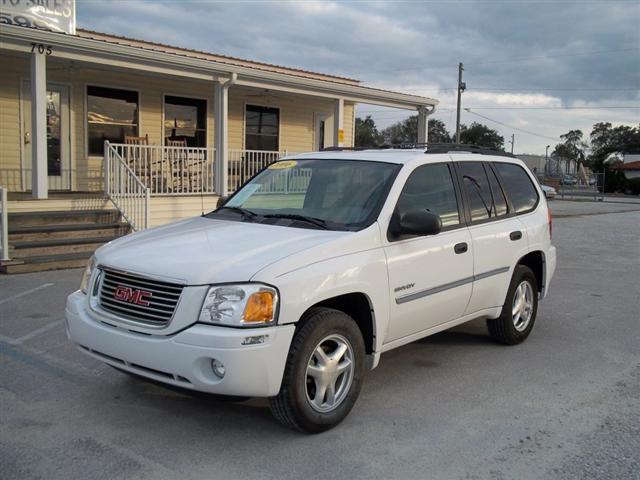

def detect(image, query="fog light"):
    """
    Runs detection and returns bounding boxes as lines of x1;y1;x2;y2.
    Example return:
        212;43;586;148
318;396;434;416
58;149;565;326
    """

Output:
211;359;226;379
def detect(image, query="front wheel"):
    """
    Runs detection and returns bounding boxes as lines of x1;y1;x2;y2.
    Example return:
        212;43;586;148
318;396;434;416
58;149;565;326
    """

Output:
269;308;365;433
487;265;538;345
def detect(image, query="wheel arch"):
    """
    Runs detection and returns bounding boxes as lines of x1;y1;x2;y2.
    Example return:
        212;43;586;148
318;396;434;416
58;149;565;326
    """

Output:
300;292;376;355
517;250;545;295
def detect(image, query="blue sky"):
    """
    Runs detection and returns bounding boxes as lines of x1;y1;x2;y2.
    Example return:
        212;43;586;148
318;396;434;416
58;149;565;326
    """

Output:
77;0;639;154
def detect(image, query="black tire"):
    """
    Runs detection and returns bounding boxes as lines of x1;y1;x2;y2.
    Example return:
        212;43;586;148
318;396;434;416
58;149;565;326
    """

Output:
269;307;365;433
487;265;538;345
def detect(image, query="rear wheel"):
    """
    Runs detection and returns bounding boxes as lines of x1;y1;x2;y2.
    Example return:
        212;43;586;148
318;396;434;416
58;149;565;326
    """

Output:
487;265;538;345
269;308;365;433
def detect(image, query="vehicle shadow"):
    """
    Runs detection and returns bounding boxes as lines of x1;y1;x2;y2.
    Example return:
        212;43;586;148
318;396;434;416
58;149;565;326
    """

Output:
100;318;495;438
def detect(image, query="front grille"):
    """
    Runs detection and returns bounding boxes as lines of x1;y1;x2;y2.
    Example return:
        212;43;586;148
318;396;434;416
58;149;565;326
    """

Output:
98;268;184;326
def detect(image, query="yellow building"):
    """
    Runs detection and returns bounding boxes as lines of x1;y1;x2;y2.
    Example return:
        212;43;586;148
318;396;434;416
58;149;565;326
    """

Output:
0;20;437;272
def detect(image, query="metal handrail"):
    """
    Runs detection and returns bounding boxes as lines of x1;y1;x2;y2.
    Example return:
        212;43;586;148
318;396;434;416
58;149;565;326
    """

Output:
0;187;9;261
104;141;150;231
109;143;216;195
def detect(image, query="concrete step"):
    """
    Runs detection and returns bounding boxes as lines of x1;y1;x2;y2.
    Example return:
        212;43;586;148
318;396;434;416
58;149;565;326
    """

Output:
9;223;130;243
8;209;120;228
0;252;92;274
9;236;119;258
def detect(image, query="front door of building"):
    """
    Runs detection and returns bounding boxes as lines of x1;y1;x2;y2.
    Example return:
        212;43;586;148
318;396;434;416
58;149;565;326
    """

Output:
22;81;71;191
314;112;332;150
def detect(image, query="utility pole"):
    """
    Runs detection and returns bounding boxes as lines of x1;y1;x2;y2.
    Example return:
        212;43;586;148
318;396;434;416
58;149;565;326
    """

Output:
455;62;465;144
509;134;515;154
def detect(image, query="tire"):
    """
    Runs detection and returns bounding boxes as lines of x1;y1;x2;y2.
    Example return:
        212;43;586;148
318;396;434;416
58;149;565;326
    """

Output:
487;265;538;345
269;307;366;433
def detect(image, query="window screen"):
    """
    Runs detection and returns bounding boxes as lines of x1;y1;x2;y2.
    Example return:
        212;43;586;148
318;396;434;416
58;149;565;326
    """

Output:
459;162;494;222
87;86;138;156
494;163;539;213
395;163;460;227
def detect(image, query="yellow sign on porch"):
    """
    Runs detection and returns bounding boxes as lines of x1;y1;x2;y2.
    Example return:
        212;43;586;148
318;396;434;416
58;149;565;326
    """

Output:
338;129;345;143
269;160;298;170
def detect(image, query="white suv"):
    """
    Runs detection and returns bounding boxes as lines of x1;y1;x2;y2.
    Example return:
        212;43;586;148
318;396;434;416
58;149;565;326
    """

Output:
66;146;556;433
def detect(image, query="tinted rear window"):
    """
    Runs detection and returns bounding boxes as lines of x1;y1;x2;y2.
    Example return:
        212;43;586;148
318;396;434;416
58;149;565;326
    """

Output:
494;163;539;213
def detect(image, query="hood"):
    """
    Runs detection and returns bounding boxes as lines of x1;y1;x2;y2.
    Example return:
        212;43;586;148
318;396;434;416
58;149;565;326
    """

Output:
95;217;347;285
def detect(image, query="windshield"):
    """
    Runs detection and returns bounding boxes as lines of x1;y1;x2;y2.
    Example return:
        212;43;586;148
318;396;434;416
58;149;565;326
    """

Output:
207;159;400;231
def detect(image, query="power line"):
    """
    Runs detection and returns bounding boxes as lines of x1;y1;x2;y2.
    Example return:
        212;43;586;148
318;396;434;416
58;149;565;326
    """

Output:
464;109;560;142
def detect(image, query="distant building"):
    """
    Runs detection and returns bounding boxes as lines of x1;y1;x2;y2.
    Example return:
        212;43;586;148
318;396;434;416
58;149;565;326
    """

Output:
517;154;546;176
615;153;640;179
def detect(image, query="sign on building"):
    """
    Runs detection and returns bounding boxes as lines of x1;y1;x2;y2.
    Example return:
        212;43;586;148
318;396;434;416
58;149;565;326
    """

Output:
0;0;75;34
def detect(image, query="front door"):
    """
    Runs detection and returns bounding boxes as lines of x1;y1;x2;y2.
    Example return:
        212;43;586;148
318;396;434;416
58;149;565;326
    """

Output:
22;81;71;190
383;162;473;343
314;112;332;150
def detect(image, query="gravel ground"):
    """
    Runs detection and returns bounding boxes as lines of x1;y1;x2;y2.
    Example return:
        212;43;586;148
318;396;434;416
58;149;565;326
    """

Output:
1;200;639;480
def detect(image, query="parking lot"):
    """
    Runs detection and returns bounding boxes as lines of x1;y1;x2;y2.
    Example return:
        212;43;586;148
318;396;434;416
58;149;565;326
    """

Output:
1;200;639;480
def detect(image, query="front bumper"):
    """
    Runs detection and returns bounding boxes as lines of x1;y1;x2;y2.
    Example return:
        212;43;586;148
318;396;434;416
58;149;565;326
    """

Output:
65;291;295;397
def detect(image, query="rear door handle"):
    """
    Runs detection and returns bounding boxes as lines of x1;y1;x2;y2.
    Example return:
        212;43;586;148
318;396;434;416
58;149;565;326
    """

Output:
510;231;522;241
454;242;468;254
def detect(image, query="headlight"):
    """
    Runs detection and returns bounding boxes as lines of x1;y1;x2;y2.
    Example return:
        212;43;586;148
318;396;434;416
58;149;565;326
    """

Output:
198;283;278;327
79;255;96;294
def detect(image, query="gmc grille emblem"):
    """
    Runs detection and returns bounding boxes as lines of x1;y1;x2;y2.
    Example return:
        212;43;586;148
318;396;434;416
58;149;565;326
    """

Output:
113;285;153;306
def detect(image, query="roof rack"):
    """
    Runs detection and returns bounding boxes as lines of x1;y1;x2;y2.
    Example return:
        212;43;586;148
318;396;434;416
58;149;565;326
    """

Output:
321;143;515;157
425;143;516;158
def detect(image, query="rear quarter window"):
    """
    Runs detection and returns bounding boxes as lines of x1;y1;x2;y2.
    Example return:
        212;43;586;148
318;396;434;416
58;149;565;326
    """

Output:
494;162;539;214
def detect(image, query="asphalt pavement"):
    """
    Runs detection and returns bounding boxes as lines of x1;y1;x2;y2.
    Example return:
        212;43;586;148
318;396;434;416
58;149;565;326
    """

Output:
1;200;639;480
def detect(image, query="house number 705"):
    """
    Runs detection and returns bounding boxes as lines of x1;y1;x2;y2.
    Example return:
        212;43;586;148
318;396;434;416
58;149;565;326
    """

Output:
31;43;52;56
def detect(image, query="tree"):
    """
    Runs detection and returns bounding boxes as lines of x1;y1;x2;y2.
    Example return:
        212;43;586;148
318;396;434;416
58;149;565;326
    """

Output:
587;122;640;192
552;129;587;173
354;115;383;148
428;119;452;144
459;122;504;150
381;115;419;144
588;122;640;170
378;116;452;145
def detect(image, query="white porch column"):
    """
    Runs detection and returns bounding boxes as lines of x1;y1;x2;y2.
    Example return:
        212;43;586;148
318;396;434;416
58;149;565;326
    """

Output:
214;82;229;196
417;106;429;144
213;74;237;196
31;51;48;199
333;98;345;148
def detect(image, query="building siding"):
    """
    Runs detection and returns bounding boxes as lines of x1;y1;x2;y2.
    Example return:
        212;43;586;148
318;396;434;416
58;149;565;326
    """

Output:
1;53;355;193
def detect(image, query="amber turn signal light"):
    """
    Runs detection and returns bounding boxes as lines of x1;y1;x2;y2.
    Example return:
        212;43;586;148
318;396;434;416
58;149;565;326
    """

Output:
243;291;275;323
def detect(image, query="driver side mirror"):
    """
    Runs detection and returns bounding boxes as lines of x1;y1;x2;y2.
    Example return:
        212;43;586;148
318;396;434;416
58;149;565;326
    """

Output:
389;209;442;239
217;195;229;208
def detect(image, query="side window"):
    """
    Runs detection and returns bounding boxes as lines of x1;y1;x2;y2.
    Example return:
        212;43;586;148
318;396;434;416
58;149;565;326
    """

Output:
396;163;460;228
459;162;493;222
487;165;508;217
494;163;539;213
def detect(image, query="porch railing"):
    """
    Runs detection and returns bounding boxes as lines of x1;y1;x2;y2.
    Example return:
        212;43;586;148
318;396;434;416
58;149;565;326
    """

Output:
109;143;216;195
227;149;293;193
104;142;150;231
0;168;103;192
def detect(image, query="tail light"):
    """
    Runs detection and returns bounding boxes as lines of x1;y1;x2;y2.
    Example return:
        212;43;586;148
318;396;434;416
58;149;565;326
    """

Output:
548;208;553;239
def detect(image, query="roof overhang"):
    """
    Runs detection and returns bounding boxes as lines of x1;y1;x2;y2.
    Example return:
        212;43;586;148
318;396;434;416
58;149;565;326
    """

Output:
0;25;438;111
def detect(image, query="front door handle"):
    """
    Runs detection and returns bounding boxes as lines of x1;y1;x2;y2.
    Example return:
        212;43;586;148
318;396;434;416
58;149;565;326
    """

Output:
454;242;468;254
510;231;523;241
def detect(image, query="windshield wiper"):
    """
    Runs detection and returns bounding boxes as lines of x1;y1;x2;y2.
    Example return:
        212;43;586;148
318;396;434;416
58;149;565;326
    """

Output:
262;213;329;230
217;206;259;221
